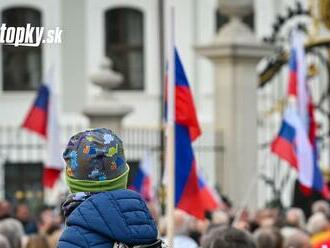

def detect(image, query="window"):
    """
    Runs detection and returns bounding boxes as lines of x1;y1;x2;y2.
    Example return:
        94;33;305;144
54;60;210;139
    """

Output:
105;8;144;90
216;9;254;32
5;162;43;212
2;7;42;91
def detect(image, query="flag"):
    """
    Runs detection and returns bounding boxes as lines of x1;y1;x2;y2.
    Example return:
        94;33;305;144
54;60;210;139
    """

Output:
272;106;326;195
22;85;49;137
311;230;330;248
287;30;309;129
22;83;63;188
272;30;329;198
130;152;153;201
198;176;221;211
173;49;204;219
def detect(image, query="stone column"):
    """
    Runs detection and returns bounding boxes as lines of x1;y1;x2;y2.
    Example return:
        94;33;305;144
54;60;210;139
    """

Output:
197;0;273;209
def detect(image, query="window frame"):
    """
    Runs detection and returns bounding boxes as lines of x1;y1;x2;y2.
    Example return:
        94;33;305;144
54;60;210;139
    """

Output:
104;7;145;91
1;6;43;92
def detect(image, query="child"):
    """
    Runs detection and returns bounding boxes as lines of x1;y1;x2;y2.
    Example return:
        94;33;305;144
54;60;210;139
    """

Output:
58;128;159;248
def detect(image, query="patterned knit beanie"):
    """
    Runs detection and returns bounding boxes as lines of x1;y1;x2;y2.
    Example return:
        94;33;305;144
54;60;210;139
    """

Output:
63;128;129;193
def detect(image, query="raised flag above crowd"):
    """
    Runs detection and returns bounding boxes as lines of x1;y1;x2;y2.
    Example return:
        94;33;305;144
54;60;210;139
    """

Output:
164;49;215;219
271;30;330;198
22;82;64;188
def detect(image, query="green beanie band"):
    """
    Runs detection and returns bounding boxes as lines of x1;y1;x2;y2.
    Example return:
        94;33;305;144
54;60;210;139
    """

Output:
66;164;130;193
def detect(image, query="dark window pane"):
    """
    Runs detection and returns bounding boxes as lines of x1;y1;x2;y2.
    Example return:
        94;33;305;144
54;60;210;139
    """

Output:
2;8;42;91
5;162;43;214
105;8;144;90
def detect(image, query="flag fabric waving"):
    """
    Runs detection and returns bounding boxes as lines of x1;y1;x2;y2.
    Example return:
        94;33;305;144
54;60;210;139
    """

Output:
130;152;153;201
22;85;49;137
22;83;64;188
198;176;221;211
271;30;329;198
272;106;327;196
173;49;205;219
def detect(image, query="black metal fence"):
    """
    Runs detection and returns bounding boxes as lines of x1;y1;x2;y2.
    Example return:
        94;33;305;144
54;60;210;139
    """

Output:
0;125;223;202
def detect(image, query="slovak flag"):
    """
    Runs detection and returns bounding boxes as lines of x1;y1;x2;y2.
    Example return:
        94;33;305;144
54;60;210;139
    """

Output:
198;176;221;211
173;49;205;219
272;106;328;196
130;152;153;201
271;30;329;198
22;83;64;188
22;85;49;137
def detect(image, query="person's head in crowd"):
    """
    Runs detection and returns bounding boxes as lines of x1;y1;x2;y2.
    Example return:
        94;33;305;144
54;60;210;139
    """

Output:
233;220;250;231
307;212;330;235
0;201;11;219
212;210;230;226
172;210;198;248
47;228;63;248
285;207;306;229
281;226;299;241
188;217;210;245
311;200;330;218
174;209;193;235
37;206;59;235
26;234;50;248
201;226;256;248
194;218;210;235
0;234;9;248
253;227;283;248
0;218;24;248
283;229;311;248
15;203;38;235
15;203;31;223
254;208;277;228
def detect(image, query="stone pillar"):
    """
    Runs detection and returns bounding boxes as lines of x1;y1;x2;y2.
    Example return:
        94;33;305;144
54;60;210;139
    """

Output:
84;105;131;132
197;0;273;209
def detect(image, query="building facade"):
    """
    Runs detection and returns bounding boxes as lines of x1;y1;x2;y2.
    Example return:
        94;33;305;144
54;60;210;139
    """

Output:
1;0;328;208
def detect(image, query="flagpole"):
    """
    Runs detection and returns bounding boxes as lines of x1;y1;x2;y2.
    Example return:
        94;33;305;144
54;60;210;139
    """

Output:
165;1;175;247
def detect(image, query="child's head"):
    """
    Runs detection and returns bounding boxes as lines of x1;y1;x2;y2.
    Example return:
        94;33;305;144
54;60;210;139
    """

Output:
63;128;129;193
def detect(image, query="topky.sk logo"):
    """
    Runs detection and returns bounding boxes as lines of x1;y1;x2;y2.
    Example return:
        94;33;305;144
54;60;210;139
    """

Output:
0;23;62;47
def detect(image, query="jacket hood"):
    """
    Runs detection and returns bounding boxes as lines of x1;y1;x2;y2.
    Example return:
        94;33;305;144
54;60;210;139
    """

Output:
66;189;158;246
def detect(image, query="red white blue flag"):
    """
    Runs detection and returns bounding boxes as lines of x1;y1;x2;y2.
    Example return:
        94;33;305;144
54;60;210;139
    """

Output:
271;30;330;198
22;85;49;137
22;83;64;188
173;49;205;218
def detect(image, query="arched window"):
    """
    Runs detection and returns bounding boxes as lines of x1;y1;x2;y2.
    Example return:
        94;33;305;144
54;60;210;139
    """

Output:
105;8;144;90
1;7;42;91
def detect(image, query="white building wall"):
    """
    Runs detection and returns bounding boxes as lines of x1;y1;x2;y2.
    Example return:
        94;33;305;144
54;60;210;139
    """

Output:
1;0;320;207
0;0;62;125
86;0;161;128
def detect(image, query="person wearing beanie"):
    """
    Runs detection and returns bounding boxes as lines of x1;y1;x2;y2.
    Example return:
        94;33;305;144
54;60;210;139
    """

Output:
58;128;159;248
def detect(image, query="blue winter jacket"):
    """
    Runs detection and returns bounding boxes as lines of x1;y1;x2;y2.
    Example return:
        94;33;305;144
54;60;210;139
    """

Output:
58;189;158;248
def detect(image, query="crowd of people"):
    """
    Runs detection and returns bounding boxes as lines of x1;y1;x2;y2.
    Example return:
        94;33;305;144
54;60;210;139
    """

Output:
1;197;330;247
155;199;330;248
0;200;63;248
